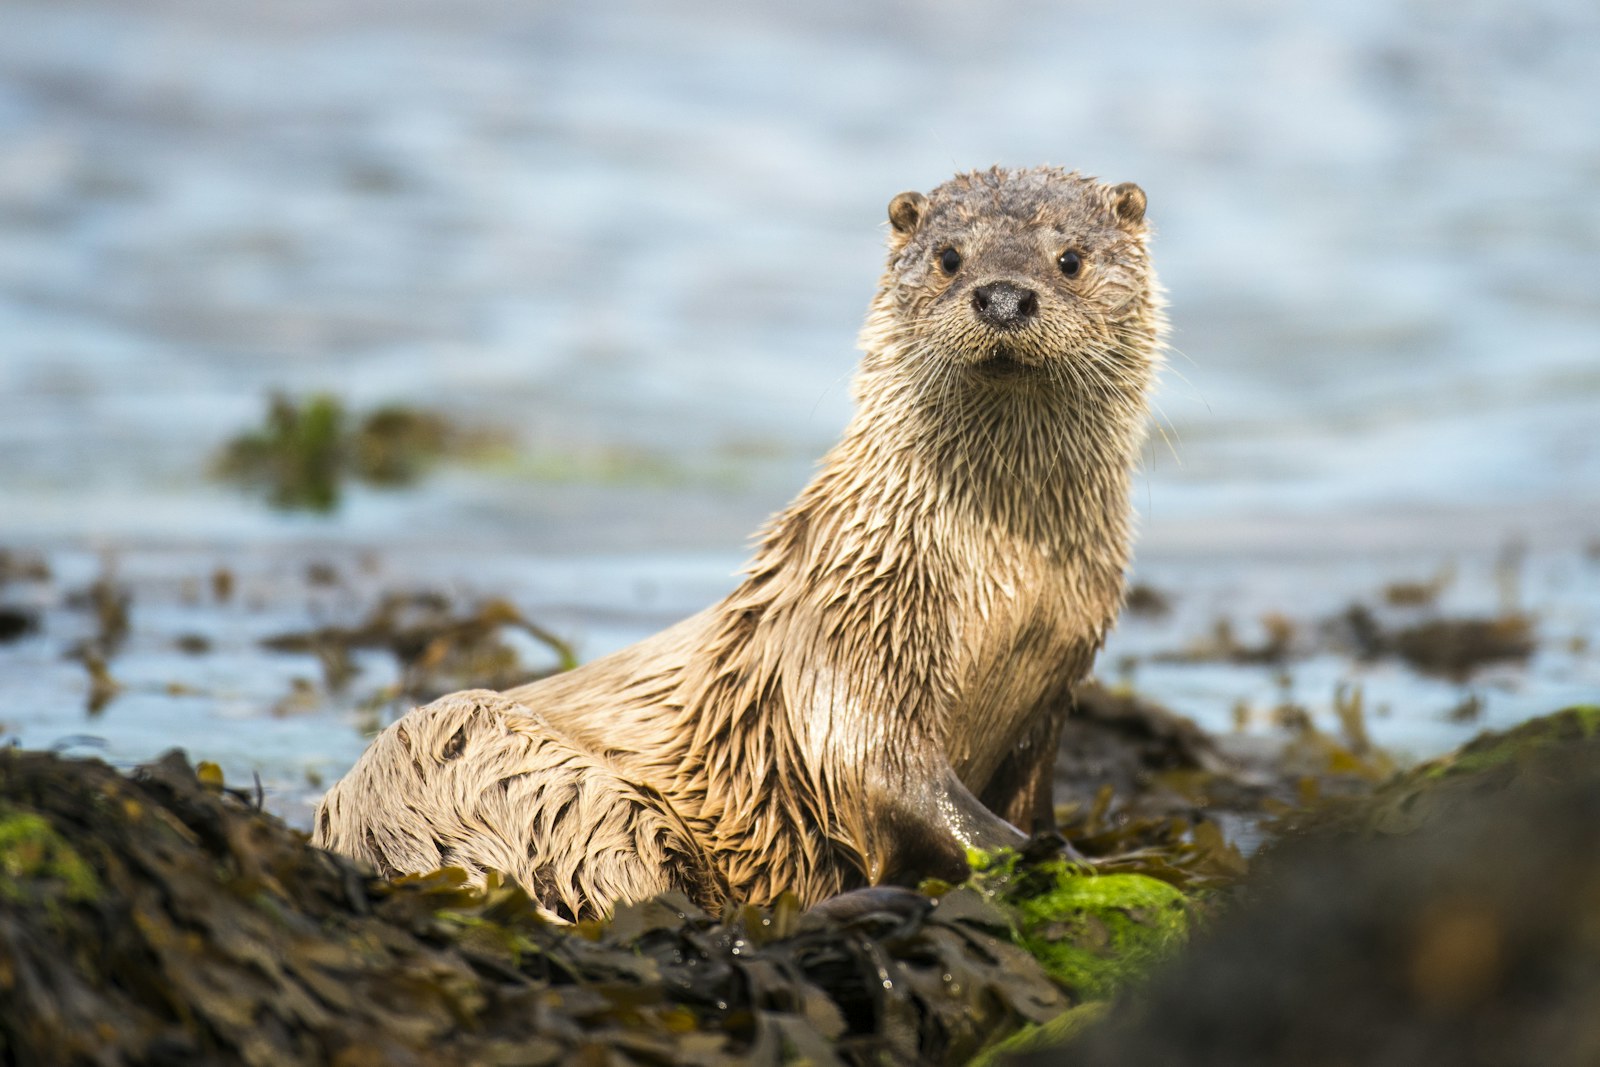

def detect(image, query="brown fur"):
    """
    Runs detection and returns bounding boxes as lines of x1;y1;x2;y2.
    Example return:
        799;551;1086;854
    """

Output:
314;166;1166;920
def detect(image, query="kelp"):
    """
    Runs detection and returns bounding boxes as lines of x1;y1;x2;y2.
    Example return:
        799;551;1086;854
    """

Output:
0;748;1198;1067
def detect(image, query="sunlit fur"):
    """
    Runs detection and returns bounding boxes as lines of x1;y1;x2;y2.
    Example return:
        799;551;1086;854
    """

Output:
315;166;1167;921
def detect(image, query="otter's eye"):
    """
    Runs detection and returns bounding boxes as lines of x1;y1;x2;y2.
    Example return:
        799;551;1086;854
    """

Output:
1058;250;1083;278
938;247;962;274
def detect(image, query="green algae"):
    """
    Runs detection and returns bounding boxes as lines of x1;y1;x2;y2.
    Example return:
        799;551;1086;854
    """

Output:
216;393;346;511
1422;704;1600;780
967;1001;1109;1067
965;848;1190;1002
0;808;100;906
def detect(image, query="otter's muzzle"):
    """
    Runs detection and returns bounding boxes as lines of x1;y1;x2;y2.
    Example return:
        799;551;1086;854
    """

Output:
971;282;1038;330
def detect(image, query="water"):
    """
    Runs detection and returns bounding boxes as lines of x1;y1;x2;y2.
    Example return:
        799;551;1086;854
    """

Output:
2;0;1597;821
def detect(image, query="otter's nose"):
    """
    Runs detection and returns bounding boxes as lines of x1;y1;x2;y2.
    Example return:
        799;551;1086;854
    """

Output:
971;282;1038;330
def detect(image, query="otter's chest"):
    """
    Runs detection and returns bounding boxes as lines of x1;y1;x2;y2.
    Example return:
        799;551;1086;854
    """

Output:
941;556;1113;788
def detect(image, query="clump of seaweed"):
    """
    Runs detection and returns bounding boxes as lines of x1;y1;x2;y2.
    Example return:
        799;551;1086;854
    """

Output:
0;549;51;587
1333;604;1535;681
1158;613;1297;666
0;551;48;646
1142;568;1538;683
0;607;38;645
60;567;134;714
262;592;577;707
1;748;1185;1066
214;393;505;512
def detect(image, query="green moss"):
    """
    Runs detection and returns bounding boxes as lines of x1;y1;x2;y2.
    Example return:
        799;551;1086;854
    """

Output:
967;1001;1110;1067
967;849;1190;1001
0;809;100;905
1424;705;1600;781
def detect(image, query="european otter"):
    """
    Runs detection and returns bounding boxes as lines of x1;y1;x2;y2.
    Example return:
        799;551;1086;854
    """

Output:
314;166;1166;920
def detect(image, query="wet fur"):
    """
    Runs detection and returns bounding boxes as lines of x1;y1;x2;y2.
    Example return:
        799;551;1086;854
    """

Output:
314;166;1166;920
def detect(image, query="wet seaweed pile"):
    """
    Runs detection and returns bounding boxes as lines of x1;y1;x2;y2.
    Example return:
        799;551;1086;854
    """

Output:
0;746;1193;1067
2;696;1595;1066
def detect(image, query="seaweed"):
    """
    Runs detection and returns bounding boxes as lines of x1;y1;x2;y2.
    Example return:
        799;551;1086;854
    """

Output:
213;393;505;512
1387;614;1536;680
215;393;346;511
262;593;577;707
1157;614;1296;665
12;704;1588;1065
0;549;50;587
1148;577;1538;682
0;750;1099;1066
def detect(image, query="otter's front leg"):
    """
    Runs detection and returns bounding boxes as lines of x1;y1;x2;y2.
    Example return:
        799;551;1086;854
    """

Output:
978;701;1067;833
869;760;1027;886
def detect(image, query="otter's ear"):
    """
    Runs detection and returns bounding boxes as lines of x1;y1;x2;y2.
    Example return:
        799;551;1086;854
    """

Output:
1110;182;1147;228
887;191;928;237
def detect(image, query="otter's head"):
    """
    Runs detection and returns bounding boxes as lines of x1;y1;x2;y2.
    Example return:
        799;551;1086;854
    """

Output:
861;166;1164;399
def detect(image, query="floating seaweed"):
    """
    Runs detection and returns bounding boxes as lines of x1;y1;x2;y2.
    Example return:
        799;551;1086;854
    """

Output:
213;393;506;512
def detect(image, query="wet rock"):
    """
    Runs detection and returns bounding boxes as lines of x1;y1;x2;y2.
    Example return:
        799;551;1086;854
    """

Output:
0;607;39;644
1028;708;1600;1067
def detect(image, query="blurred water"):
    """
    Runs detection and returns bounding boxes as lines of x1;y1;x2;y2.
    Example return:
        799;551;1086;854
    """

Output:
1;0;1598;813
2;0;1596;548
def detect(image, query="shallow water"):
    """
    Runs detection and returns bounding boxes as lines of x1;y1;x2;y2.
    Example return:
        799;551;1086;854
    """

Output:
1;0;1597;820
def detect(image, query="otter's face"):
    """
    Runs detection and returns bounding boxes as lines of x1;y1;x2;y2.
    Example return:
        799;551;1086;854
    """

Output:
875;167;1159;393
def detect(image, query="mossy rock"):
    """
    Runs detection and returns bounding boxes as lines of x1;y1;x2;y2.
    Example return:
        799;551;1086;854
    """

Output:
1420;703;1600;781
1051;715;1600;1067
967;1001;1109;1067
1264;705;1600;844
964;846;1190;1002
0;807;101;933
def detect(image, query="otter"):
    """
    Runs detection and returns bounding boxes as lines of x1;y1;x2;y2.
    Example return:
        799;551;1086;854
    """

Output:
314;166;1166;920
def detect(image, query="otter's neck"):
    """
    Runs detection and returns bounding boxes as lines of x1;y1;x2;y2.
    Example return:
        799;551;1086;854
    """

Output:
769;352;1151;574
